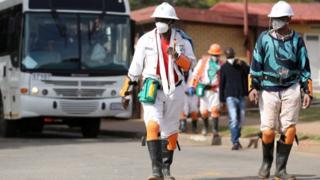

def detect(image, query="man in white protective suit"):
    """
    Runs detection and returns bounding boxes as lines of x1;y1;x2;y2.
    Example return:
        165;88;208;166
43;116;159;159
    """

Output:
119;2;196;180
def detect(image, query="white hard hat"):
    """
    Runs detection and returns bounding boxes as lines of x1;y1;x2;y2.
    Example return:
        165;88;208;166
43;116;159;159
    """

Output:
268;1;294;18
151;2;179;20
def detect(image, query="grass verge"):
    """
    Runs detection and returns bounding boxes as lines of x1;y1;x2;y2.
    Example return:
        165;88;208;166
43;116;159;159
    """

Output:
219;126;260;138
298;133;320;142
246;106;320;123
219;126;320;142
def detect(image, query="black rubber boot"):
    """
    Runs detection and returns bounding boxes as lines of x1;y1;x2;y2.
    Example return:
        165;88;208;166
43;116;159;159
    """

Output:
202;118;209;135
161;140;175;180
191;120;197;133
274;141;296;180
147;140;163;180
179;119;187;133
211;118;221;145
258;141;274;179
212;117;219;134
211;133;222;145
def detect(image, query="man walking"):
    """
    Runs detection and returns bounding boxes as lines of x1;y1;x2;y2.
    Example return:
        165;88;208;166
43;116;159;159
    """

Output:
219;47;249;150
120;2;195;180
179;70;199;133
190;44;223;145
249;1;312;179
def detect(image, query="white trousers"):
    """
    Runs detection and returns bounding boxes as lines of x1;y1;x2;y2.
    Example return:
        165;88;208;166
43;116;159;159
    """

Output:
142;85;184;138
199;90;220;113
259;83;301;133
183;94;199;115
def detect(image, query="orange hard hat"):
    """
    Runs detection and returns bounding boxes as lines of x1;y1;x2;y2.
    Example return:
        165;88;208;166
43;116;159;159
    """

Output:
208;43;222;55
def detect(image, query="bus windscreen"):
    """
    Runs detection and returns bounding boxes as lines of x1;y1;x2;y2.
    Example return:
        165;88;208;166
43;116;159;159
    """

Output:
22;13;131;75
29;0;126;13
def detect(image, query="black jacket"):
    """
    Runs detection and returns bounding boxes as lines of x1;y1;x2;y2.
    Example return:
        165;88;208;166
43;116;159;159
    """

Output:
219;59;249;102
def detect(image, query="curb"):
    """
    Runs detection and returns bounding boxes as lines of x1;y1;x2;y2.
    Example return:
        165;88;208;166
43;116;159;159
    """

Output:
44;126;145;139
99;129;145;139
45;126;260;149
178;133;259;149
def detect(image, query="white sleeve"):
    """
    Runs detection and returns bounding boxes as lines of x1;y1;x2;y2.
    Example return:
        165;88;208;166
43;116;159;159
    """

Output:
192;59;202;77
128;37;145;82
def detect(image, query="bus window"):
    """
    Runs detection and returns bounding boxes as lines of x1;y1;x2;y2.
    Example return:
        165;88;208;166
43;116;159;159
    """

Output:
22;13;79;70
29;0;126;13
22;12;130;74
80;15;130;71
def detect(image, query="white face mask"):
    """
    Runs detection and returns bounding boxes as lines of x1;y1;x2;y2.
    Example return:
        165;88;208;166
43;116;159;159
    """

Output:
155;22;169;34
227;58;235;64
272;19;288;30
210;56;218;62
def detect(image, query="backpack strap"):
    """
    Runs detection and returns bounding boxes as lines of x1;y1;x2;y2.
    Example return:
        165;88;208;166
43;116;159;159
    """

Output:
175;28;194;48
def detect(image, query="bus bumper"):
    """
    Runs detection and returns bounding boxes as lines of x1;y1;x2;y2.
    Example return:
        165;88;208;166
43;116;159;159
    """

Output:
19;95;132;119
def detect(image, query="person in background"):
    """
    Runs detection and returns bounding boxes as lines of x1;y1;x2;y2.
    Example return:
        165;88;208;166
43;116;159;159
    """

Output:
219;47;249;150
189;43;223;145
179;70;199;134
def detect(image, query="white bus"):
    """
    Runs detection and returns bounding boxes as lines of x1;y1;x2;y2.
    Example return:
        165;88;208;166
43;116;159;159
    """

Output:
0;0;133;137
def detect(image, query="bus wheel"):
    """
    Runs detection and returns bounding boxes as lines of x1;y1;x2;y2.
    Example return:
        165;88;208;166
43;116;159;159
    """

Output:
0;119;17;137
0;103;17;137
30;118;44;133
81;118;101;138
19;118;44;134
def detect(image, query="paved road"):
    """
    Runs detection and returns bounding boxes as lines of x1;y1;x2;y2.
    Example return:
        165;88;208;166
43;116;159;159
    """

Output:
0;128;319;180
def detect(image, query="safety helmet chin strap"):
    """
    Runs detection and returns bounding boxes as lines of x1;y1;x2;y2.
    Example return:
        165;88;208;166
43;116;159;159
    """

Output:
268;18;272;32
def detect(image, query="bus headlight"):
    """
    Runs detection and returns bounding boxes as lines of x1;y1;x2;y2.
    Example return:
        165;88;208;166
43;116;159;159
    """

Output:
31;87;40;95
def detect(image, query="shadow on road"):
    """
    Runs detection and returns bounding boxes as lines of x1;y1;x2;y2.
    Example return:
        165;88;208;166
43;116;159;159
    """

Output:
193;174;320;180
0;126;140;150
192;177;257;180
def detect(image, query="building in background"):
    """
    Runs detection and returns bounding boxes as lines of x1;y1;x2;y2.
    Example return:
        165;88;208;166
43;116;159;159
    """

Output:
131;2;320;95
131;6;255;59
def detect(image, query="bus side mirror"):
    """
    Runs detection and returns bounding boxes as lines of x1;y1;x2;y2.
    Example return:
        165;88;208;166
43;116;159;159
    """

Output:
10;52;19;68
